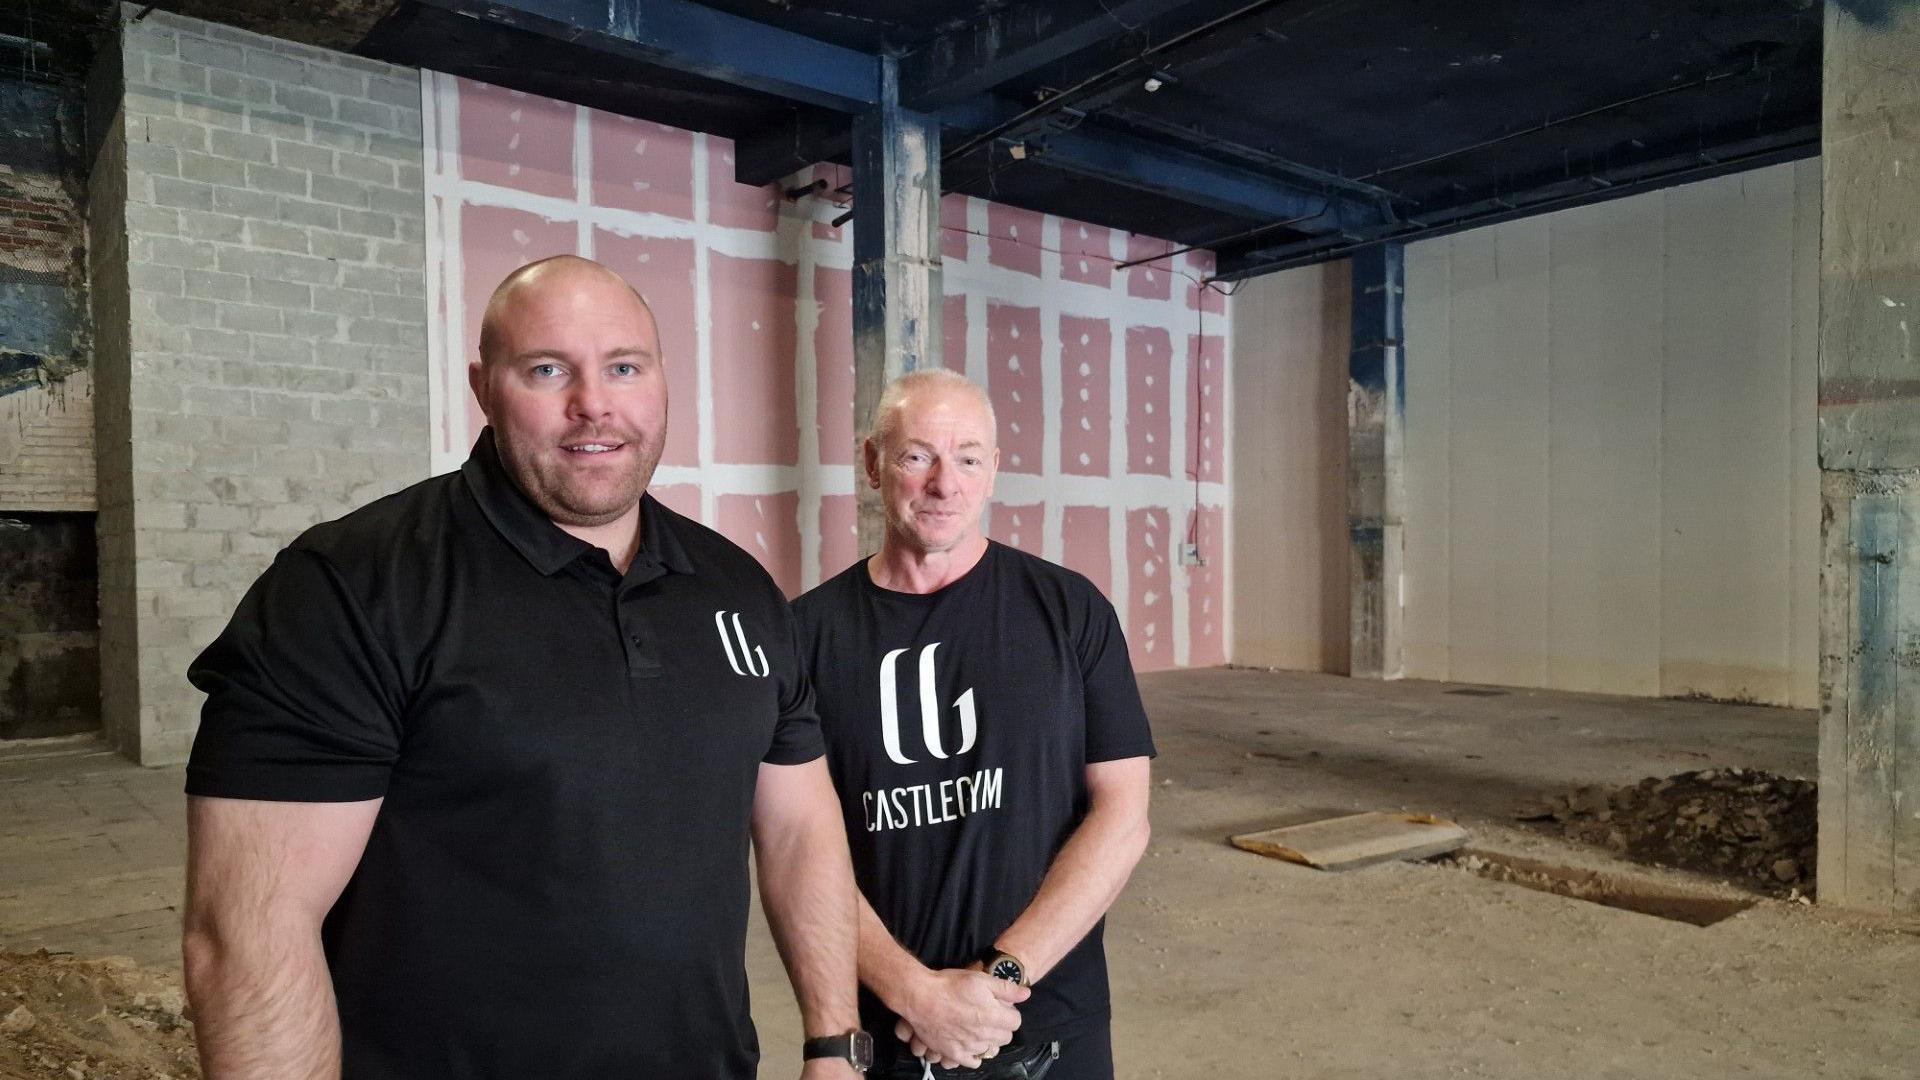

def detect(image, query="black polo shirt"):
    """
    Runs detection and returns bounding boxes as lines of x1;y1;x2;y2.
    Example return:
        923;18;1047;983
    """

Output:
185;427;822;1080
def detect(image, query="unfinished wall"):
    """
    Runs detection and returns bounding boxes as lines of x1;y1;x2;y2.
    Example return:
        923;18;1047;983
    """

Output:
422;74;1232;671
92;9;428;763
1;79;93;513
1229;259;1349;673
1402;160;1820;708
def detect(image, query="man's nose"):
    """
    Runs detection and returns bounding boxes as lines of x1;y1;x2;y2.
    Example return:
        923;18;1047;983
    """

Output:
567;371;612;418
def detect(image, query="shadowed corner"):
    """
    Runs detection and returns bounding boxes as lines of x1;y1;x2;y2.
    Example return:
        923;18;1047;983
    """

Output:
1831;0;1920;28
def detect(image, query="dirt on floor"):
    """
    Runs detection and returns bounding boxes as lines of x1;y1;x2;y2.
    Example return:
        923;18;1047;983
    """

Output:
1515;767;1818;897
0;951;198;1080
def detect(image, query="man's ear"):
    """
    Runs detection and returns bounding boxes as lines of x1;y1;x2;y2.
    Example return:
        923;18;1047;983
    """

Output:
862;438;882;489
467;362;489;419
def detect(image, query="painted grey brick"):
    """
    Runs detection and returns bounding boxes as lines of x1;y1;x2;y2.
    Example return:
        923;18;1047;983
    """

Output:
274;84;335;120
209;128;273;163
371;292;424;322
141;235;218;270
394;163;424;194
215;247;339;286
245;109;306;143
368;185;422;217
179;151;248;188
335;152;395;186
189;503;254;532
283;311;341;340
210;184;278;219
341;265;414;295
182;385;251;416
243;49;307;85
249;221;310;254
220;415;291;445
289;368;361;396
187;327;252;357
207;70;274;106
218;361;285;391
345;320;406;347
283;420;353;451
336;99;392;130
366;75;419;108
145;58;209;94
311;232;370;262
276;198;340;230
372;241;424;271
390;107;422;141
395;216;425;243
252;391;314;422
275;141;335;174
251;336;316;366
307;120;368;153
313;398;376;426
180;210;246;243
305;65;370;99
219;303;285;334
125;84;180;120
365;132;419;162
313;342;372;371
144;295;217;327
368;347;421;377
178;37;244;71
148;177;215;211
128;261;186;296
311;286;373;317
310;175;371;208
258;446;323;477
337;208;396;239
144;115;210;153
126;141;181;177
245;163;308;197
250;278;312;309
126;204;181;236
184;269;249;302
175;92;248;131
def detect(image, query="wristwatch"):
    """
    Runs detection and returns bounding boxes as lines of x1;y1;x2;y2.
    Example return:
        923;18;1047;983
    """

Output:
802;1029;874;1073
976;945;1030;987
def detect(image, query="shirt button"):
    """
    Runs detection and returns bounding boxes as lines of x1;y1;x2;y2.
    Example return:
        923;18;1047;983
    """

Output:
630;634;643;646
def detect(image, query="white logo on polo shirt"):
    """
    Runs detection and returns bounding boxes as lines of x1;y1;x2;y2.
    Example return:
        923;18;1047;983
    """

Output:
714;611;769;677
877;642;977;765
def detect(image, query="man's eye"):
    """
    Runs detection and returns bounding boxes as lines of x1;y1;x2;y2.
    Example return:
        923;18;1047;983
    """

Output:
532;363;561;378
611;363;638;377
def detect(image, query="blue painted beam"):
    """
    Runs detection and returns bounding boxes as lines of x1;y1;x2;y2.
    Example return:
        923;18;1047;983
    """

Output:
415;0;879;113
899;0;1211;110
938;98;1382;233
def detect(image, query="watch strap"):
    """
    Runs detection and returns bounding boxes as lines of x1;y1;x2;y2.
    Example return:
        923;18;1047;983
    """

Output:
803;1030;873;1071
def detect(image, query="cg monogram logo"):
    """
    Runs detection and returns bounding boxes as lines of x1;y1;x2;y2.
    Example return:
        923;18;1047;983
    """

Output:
878;642;977;765
714;611;769;677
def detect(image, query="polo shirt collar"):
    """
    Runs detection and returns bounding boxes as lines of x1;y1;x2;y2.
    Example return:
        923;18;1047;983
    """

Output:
461;426;695;578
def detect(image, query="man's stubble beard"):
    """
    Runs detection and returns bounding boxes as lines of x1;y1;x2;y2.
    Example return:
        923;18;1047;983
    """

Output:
495;423;665;528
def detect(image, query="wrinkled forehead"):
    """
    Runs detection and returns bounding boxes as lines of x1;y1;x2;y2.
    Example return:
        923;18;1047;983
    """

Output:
893;386;998;448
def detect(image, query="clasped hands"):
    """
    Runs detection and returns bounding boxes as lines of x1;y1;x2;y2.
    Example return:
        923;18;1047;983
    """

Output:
895;965;1030;1070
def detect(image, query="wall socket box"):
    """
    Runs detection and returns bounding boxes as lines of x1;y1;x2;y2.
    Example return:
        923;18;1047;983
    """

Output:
1179;543;1205;566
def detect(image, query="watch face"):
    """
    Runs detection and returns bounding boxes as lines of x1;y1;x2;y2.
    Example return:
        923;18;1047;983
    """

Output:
990;957;1025;984
851;1030;874;1069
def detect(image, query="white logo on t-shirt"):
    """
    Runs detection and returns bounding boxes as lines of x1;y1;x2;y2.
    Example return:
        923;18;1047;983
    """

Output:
715;611;769;677
878;642;976;765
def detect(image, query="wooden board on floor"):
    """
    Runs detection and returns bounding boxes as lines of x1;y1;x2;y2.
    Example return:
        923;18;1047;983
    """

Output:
1231;812;1469;871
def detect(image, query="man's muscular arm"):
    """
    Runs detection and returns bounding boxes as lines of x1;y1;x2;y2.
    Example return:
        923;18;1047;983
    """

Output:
989;756;1152;983
182;796;381;1080
751;758;863;1079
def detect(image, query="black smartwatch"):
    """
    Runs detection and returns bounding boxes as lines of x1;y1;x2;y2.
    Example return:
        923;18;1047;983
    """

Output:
803;1029;874;1073
977;945;1029;987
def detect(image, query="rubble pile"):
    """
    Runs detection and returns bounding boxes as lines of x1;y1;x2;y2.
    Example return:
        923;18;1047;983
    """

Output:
0;951;199;1079
1515;767;1817;897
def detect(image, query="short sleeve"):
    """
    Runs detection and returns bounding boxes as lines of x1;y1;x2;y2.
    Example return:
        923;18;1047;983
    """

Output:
763;596;826;766
1078;589;1156;763
185;547;405;801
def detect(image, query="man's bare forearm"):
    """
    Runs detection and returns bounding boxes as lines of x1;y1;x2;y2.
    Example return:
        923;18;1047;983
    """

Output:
856;891;934;1014
993;758;1151;982
184;916;341;1079
753;761;860;1039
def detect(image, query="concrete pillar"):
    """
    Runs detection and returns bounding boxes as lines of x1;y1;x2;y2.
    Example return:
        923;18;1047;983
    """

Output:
1348;244;1405;679
851;55;943;554
1817;2;1920;913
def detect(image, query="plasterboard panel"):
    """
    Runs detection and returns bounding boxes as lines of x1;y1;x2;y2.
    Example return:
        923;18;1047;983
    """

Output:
1660;168;1799;704
1402;239;1452;680
1229;260;1350;672
1445;219;1552;687
1545;195;1666;696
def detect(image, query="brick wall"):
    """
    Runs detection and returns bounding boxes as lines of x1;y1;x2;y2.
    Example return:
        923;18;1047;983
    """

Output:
0;78;93;511
92;8;428;764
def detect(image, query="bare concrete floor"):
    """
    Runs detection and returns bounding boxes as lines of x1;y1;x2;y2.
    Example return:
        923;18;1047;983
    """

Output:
4;669;1916;1078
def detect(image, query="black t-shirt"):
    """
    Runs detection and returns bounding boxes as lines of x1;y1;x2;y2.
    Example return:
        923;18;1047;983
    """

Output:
792;541;1154;1052
185;428;821;1080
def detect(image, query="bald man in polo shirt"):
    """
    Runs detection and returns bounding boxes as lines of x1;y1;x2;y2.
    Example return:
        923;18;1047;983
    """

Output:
182;256;871;1079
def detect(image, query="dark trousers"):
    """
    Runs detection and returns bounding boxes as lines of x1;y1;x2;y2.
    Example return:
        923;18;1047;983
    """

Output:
875;1021;1113;1080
